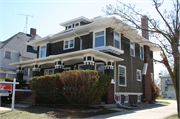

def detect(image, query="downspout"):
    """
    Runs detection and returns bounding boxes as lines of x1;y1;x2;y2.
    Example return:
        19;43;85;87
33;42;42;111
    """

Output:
73;30;82;50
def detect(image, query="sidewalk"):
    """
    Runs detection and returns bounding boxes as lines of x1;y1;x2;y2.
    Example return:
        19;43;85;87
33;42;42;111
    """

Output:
86;100;177;119
0;106;11;111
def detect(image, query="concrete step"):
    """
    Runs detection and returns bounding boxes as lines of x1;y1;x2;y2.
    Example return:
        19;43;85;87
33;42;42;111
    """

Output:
20;98;33;102
99;104;117;108
16;101;33;105
101;102;106;104
5;104;31;108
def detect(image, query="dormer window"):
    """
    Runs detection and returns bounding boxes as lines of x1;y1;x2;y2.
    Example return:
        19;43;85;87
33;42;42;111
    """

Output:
67;25;73;30
74;22;80;28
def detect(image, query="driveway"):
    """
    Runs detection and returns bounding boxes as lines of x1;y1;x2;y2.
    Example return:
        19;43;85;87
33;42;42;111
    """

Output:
87;100;177;119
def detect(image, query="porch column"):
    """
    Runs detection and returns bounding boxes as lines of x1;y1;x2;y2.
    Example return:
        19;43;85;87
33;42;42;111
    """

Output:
16;67;24;80
83;56;95;70
103;61;115;104
32;65;41;77
54;61;64;74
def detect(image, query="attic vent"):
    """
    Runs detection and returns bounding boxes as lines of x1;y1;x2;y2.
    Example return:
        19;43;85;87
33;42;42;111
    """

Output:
142;63;148;75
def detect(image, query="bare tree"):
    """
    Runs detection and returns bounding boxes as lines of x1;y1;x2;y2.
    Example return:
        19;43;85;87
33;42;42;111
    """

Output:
104;0;179;112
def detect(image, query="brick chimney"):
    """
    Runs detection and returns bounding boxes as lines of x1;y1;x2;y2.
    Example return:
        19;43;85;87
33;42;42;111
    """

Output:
30;28;36;36
141;16;149;40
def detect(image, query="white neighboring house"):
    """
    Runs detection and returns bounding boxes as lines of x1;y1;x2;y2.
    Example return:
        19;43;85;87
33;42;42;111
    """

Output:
0;28;41;85
160;74;176;98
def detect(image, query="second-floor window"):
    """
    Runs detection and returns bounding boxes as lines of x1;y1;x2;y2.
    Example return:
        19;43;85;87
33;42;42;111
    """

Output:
114;31;121;49
4;51;11;59
64;39;74;50
130;41;135;57
39;46;46;58
140;46;144;60
95;31;105;48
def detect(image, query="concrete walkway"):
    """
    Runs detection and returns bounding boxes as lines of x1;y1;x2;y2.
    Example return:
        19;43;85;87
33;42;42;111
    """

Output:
87;100;177;119
0;106;12;111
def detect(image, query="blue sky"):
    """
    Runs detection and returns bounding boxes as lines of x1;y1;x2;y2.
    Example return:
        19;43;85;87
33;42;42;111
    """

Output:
0;0;171;80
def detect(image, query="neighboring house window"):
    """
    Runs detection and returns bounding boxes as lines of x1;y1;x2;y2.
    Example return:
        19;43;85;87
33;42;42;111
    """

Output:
78;64;84;70
44;69;54;75
64;39;74;50
142;63;148;75
137;69;142;81
39;46;46;58
4;51;11;59
118;65;126;86
124;95;129;103
151;73;153;82
95;63;104;74
165;86;168;91
137;95;141;102
130;41;135;57
115;95;121;102
94;31;105;47
140;46;144;60
114;31;121;49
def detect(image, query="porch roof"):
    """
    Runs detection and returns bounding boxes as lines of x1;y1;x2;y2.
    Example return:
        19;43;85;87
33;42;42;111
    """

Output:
10;49;124;68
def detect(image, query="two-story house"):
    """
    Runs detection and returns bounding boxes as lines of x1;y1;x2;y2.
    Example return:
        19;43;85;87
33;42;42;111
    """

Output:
160;74;176;98
0;28;41;85
10;16;160;104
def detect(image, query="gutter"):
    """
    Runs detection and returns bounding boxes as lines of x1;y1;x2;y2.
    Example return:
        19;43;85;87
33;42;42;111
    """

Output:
73;30;82;50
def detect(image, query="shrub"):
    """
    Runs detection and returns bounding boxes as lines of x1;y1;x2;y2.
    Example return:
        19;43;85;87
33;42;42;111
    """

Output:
151;82;161;101
29;74;65;104
59;70;112;105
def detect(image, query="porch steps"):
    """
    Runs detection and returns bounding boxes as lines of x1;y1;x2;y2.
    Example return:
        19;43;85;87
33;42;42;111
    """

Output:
16;94;33;106
99;104;117;108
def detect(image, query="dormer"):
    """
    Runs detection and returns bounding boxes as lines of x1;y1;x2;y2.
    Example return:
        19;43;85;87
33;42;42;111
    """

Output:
60;16;92;30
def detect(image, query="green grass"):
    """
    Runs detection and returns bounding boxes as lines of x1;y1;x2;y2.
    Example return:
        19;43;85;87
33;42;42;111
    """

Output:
164;114;178;119
156;101;170;104
0;107;119;119
156;97;176;100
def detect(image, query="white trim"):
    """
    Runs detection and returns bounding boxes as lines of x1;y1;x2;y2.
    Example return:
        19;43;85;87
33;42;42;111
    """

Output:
15;89;31;92
93;29;106;49
39;45;47;58
140;45;144;60
142;63;148;75
63;39;75;50
67;24;73;30
115;92;143;95
124;95;129;103
74;22;80;28
94;46;124;55
136;69;142;81
118;65;126;87
44;68;54;75
130;41;135;57
151;73;154;82
114;30;121;50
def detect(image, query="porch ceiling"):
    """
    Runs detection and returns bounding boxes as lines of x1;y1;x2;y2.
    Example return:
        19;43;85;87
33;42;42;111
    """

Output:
10;49;124;68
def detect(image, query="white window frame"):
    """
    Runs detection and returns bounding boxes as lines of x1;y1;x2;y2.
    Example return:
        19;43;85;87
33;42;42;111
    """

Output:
137;95;141;102
74;22;80;28
130;41;135;57
78;64;84;70
124;95;129;103
63;39;75;50
93;29;106;49
151;73;153;82
39;45;46;58
114;30;121;49
44;68;54;75
4;51;11;59
140;45;144;60
118;65;126;87
67;24;73;30
115;95;121;103
137;69;142;81
95;63;104;74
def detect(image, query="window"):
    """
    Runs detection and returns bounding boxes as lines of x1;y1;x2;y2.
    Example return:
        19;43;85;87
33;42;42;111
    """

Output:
44;69;54;75
118;65;126;86
39;46;46;58
78;64;84;70
67;25;72;30
115;95;121;102
140;46;144;60
124;95;129;103
165;86;168;91
74;22;80;28
114;31;121;49
151;73;153;82
130;41;135;56
142;63;148;75
95;63;104;74
137;95;141;102
4;51;11;59
94;31;105;47
137;69;142;81
64;39;74;50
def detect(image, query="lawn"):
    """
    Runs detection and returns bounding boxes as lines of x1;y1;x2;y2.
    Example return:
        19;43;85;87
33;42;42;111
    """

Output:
156;97;176;100
0;107;119;119
164;114;178;119
156;101;170;104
